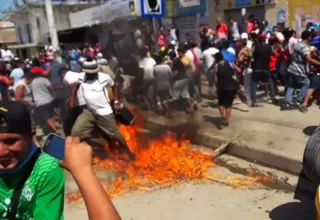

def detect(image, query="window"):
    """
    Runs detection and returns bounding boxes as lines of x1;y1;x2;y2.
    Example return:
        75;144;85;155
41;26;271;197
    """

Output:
17;27;23;43
25;23;32;43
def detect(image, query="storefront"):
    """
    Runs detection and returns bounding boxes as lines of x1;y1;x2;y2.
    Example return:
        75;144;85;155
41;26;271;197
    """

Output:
174;0;207;43
222;0;276;32
9;43;45;59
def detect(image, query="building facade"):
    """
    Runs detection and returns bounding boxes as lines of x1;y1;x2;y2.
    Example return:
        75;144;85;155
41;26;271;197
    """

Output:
208;0;287;32
0;21;17;45
7;3;93;58
207;0;320;36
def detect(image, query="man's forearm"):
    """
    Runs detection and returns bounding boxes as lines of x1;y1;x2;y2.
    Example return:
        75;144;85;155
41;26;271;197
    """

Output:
72;168;121;220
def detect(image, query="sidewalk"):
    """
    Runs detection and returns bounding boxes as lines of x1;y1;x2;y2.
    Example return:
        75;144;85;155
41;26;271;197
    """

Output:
140;87;318;175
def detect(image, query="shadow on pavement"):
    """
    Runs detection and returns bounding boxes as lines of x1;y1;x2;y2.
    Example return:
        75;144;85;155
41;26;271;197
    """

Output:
303;126;319;136
269;172;318;220
202;115;221;130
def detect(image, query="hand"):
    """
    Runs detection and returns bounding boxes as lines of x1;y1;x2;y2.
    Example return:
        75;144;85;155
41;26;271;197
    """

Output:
29;102;36;108
113;101;121;111
59;136;93;175
68;99;76;108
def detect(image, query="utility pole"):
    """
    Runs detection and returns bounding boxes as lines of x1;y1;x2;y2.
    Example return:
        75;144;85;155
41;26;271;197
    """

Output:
45;0;59;49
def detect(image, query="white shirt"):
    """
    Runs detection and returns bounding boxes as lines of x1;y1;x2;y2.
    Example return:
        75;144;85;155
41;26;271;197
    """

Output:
63;71;86;106
200;47;219;71
288;37;298;55
78;72;114;115
231;22;240;40
1;49;13;62
139;57;156;80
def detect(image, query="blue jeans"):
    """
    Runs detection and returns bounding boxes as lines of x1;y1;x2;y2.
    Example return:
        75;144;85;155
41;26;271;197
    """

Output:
251;70;276;105
285;75;310;103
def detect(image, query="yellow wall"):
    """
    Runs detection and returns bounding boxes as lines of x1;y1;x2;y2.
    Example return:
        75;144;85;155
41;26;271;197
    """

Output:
208;0;289;29
288;1;320;35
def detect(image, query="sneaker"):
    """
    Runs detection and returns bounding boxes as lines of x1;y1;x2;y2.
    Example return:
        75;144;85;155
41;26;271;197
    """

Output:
271;99;278;106
294;100;303;107
280;102;295;111
299;105;308;113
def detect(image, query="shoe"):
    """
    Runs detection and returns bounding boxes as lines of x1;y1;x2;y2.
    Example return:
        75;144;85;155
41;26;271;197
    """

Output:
280;102;295;111
247;99;252;107
298;105;308;113
293;100;303;107
271;99;278;105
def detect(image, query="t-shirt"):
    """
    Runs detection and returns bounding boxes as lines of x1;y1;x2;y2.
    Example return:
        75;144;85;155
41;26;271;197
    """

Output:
287;42;310;77
216;61;239;91
217;23;228;39
1;49;13;62
252;43;273;71
201;47;219;71
49;60;63;85
139;57;156;80
172;58;187;81
78;72;114;115
10;68;24;90
0;151;64;220
31;77;54;106
185;50;196;72
154;64;172;91
14;80;33;103
63;71;85;106
247;22;254;33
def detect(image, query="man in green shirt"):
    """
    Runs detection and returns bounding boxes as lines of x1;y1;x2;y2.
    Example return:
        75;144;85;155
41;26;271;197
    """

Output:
0;100;64;219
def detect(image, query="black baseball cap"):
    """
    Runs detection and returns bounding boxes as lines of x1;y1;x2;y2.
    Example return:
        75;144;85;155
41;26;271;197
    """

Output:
0;101;32;134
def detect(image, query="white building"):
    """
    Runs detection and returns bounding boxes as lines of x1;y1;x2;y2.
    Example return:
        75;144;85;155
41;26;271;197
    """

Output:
7;2;95;58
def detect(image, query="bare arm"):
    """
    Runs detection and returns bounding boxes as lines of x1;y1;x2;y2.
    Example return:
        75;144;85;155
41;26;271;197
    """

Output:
305;54;320;66
231;63;242;73
214;65;218;88
15;85;34;107
72;168;121;220
69;83;79;108
61;137;121;220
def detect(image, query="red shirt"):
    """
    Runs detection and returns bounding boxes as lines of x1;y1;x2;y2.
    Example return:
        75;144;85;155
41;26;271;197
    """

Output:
269;47;280;72
247;22;254;33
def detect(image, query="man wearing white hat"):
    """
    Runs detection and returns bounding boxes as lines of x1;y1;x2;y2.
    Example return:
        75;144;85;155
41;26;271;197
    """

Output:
70;58;135;160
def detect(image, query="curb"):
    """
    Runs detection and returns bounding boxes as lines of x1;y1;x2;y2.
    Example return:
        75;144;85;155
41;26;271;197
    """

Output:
142;113;302;175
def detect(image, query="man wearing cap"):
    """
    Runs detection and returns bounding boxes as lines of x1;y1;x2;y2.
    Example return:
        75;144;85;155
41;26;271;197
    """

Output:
70;58;135;160
0;100;64;219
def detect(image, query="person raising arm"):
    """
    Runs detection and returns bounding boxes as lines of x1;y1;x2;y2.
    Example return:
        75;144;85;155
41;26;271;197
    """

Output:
60;136;121;220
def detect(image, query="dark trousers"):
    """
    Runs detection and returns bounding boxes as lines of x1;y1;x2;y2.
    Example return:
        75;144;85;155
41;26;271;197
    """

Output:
251;70;276;105
63;105;85;136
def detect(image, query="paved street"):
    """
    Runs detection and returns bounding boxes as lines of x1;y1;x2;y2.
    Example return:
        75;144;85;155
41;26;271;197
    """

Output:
64;153;317;220
44;80;319;219
139;81;319;174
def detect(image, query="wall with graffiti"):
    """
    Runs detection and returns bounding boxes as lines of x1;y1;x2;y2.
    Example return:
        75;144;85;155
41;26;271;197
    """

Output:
288;1;320;36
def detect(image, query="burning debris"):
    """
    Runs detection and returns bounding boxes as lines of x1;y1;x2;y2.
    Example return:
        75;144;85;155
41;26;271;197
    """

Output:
66;110;274;202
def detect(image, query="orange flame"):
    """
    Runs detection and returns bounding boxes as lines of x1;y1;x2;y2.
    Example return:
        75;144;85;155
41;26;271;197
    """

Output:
67;108;273;201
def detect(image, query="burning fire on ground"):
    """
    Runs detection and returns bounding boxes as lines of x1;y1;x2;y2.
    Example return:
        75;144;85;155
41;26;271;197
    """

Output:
67;108;274;201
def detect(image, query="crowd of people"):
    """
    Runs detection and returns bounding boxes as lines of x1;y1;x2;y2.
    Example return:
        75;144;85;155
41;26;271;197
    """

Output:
1;12;320;218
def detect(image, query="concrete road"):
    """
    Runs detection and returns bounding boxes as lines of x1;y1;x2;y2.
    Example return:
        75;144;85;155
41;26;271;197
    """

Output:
64;153;318;220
